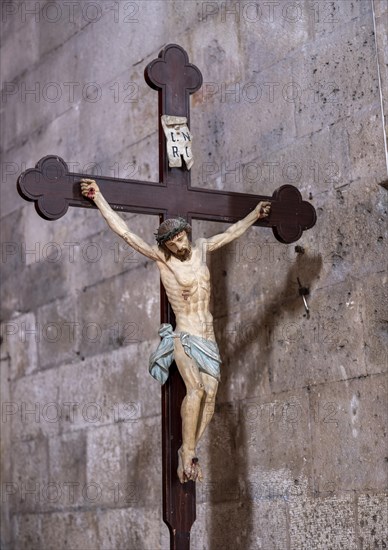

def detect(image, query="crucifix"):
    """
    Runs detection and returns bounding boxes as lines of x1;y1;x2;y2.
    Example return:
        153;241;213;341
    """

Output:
17;44;316;550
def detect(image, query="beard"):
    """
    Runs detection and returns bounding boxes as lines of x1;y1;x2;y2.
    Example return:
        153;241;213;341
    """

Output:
175;247;191;261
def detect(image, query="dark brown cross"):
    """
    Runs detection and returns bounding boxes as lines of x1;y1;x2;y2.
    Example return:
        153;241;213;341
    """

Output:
17;44;316;550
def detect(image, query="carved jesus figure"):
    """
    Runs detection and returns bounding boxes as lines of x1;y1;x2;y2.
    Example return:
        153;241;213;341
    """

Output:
81;179;271;483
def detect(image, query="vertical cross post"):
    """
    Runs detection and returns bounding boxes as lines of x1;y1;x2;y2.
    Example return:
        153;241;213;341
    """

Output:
145;44;203;549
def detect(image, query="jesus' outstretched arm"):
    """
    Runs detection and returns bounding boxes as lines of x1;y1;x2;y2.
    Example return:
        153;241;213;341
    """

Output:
201;200;271;252
80;178;159;261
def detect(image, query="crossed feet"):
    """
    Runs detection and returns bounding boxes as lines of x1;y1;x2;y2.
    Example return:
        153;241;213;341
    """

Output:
178;447;203;483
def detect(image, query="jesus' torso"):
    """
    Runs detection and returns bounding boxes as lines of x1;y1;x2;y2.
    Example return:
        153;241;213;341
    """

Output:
155;239;215;341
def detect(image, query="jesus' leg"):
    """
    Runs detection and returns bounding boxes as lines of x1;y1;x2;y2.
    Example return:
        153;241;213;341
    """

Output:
196;373;218;446
174;338;205;482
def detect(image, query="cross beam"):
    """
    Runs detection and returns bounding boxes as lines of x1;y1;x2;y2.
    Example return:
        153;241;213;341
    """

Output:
17;44;316;550
17;155;315;244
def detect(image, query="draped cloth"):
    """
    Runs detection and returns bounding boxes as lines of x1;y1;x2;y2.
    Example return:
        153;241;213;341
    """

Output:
149;323;222;384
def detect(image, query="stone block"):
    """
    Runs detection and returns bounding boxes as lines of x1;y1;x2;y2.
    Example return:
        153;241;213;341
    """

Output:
357;493;388;549
110;133;159;184
0;263;66;319
1;65;65;153
97;507;163;550
291;15;380;138
1;312;39;380
58;340;160;434
269;278;368;392
196;388;312;500
77;73;157;165
36;102;82;163
47;430;87;509
12;513;42;550
192;499;288;549
11;367;61;440
194;1;309;78
21;203;56;267
120;415;162;509
211;310;273;404
238;388;312;479
40;202;107;251
311;0;372;39
0;100;81;196
347;104;388;185
374;0;388;18
375;8;388;120
39;513;67;550
0;16;39;84
206;223;294;318
310;182;387;289
36;296;81;369
0;255;68;318
1;0;40;41
35;1;163;96
167;0;201;36
0;207;25;281
1;74;82;157
37;1;88;59
0;358;12;549
40;511;99;550
86;423;122;507
0;33;113;155
11;435;49;514
288;493;357;549
0;150;26;218
309;374;387;492
359;271;388;373
77;261;159;358
247;116;352;196
190;22;245;94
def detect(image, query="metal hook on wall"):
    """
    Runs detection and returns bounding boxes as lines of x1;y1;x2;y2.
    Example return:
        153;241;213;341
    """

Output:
297;277;310;319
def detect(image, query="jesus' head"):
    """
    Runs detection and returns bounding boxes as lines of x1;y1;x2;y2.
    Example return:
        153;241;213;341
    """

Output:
155;217;192;261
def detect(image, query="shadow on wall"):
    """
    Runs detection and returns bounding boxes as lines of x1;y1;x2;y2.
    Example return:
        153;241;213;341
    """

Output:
206;246;323;549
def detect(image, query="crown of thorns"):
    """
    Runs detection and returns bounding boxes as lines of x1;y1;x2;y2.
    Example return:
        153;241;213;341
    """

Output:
155;217;191;245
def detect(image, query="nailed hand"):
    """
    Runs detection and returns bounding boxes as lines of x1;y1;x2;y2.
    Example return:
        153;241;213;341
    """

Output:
80;178;99;200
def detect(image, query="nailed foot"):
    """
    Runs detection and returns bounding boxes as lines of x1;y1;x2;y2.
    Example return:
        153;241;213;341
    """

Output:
178;447;203;483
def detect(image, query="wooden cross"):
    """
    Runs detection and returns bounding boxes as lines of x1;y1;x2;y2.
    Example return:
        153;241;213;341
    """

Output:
17;44;316;550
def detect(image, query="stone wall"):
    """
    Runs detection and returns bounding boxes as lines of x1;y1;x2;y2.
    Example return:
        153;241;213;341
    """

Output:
1;1;387;548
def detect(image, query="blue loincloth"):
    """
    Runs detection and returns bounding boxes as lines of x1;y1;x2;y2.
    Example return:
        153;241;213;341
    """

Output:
149;323;222;384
